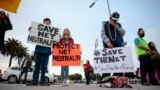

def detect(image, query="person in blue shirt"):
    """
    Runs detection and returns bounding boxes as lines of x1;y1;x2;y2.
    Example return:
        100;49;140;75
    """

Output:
27;18;51;86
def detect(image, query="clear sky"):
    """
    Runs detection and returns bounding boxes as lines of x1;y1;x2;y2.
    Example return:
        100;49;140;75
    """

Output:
0;0;160;77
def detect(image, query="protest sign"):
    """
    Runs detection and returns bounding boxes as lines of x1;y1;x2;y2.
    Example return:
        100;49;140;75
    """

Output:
93;47;134;74
27;22;61;47
0;0;21;13
52;44;81;66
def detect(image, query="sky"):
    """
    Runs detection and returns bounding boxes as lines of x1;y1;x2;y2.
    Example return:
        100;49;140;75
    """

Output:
0;0;160;78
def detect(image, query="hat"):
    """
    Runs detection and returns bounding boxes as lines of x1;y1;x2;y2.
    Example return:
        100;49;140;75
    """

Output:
111;12;120;21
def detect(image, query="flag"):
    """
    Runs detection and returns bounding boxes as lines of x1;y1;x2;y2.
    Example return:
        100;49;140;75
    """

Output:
0;0;21;13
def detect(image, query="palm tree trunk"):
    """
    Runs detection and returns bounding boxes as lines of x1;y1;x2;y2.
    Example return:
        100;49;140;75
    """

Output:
8;55;13;67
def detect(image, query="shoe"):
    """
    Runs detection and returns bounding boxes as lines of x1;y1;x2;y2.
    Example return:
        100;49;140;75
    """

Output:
125;85;133;88
40;81;50;86
141;82;150;86
26;81;38;86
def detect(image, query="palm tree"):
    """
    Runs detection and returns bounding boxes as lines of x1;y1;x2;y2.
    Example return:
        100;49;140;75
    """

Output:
16;46;28;66
1;38;24;67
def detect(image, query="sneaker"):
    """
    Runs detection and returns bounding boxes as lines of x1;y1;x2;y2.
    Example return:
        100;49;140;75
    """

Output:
141;82;150;86
26;81;38;86
62;81;65;86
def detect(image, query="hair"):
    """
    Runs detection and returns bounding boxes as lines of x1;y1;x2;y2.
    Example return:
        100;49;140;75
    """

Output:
137;28;143;34
62;28;72;38
86;60;90;64
148;42;157;51
43;18;51;23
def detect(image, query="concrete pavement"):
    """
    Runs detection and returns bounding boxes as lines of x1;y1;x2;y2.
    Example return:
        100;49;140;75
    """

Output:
0;83;160;90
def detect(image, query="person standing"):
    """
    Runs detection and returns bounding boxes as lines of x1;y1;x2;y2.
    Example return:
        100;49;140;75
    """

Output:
101;12;125;78
59;28;74;86
134;28;158;85
83;60;91;85
27;18;51;86
0;10;12;50
19;53;32;84
148;42;160;84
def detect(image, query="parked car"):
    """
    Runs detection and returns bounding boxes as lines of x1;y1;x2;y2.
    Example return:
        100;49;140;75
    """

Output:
2;66;54;84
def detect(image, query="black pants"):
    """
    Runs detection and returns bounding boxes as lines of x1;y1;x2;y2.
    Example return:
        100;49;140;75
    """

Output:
0;30;5;50
19;67;29;83
139;55;158;85
152;59;160;81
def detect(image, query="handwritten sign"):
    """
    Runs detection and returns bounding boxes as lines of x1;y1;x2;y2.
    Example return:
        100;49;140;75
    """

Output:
52;44;81;66
93;47;134;74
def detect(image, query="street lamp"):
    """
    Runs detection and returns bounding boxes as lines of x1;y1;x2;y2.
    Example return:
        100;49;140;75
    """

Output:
89;0;111;16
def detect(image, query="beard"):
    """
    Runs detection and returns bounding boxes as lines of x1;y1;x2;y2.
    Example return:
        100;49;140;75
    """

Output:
140;34;145;37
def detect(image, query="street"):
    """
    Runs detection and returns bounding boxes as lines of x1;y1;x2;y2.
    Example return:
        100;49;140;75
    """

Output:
0;82;160;90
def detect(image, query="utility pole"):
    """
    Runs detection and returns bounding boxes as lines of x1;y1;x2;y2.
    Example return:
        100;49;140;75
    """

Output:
89;0;111;16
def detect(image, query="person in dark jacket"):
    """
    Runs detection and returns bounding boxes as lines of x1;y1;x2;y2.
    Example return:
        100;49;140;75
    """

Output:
19;53;32;83
83;60;91;85
27;18;51;86
148;42;160;83
0;10;12;50
59;28;74;86
101;12;125;78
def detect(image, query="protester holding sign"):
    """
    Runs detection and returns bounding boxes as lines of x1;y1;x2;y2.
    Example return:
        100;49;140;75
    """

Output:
83;60;91;85
27;18;52;86
0;10;12;50
148;42;160;83
101;12;125;78
134;28;159;85
59;28;74;86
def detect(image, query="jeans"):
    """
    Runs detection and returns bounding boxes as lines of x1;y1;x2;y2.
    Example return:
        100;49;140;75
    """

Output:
19;67;29;82
61;66;69;81
85;72;90;85
33;53;49;82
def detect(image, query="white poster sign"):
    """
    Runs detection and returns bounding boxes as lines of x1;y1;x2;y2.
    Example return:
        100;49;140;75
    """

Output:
27;22;61;47
93;47;134;74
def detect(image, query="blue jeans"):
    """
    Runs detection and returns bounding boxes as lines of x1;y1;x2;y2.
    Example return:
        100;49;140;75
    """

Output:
61;66;69;81
33;53;49;82
85;72;90;85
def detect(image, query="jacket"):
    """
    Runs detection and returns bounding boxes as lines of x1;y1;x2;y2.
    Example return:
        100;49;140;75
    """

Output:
150;50;160;60
35;45;51;55
84;63;91;73
101;21;125;48
59;37;74;44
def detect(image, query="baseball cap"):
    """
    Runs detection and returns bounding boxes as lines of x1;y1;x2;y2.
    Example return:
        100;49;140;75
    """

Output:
111;12;120;21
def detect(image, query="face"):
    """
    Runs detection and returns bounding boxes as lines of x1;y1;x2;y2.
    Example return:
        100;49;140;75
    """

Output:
150;43;155;47
43;20;51;25
64;29;70;36
110;18;117;25
139;30;145;37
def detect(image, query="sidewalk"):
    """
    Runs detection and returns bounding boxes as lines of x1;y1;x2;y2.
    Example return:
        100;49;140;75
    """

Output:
0;83;160;90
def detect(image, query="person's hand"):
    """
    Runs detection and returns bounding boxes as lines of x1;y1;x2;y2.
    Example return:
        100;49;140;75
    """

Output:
110;20;117;28
107;43;113;48
28;27;32;31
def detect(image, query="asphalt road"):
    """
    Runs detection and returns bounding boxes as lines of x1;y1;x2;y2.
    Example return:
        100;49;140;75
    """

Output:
0;82;160;90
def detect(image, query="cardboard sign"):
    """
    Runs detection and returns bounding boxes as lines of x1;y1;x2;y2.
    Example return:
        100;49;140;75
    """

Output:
52;44;81;66
93;47;134;74
27;22;61;47
0;0;21;13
